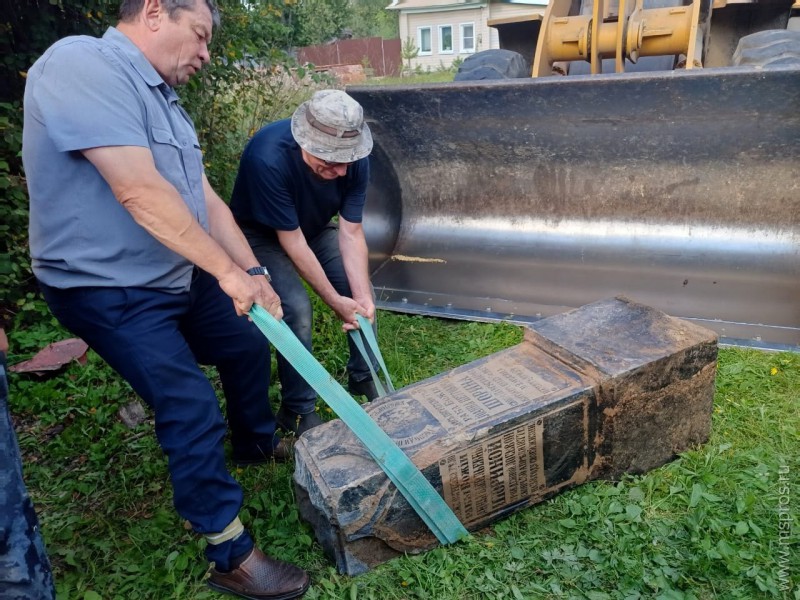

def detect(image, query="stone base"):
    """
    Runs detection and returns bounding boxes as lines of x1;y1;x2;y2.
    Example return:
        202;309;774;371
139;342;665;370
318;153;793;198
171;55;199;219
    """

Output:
293;297;718;575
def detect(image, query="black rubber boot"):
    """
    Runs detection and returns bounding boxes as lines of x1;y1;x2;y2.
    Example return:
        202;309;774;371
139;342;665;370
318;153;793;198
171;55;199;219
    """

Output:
276;406;324;436
347;375;380;402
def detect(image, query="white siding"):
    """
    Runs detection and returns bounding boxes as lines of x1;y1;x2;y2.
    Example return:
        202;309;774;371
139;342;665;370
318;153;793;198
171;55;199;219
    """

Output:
396;1;548;71
401;7;488;71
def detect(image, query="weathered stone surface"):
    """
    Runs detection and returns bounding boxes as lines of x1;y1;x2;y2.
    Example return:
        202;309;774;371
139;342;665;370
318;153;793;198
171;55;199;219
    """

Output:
293;297;718;575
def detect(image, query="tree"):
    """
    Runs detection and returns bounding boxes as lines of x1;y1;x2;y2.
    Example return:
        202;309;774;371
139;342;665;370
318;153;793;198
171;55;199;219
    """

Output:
348;0;399;39
401;36;419;74
293;0;351;46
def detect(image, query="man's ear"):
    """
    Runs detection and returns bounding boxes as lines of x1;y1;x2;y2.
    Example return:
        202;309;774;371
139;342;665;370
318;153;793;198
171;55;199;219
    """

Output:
142;0;164;31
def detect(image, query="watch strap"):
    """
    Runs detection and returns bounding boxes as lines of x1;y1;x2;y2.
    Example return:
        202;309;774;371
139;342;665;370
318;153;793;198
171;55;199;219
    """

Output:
246;266;271;281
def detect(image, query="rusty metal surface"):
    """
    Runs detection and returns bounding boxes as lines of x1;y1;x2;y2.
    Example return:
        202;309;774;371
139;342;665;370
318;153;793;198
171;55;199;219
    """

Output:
349;66;800;351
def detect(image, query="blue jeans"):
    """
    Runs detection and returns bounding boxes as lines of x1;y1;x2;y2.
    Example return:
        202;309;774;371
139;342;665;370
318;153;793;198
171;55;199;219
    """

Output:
39;269;275;570
242;223;376;415
0;351;56;599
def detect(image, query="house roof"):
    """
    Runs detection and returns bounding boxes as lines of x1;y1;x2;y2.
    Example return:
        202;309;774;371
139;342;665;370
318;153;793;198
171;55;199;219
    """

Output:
386;0;486;10
386;0;545;9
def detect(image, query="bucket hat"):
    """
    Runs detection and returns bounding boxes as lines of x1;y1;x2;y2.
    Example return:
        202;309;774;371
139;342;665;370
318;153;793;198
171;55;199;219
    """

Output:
291;90;373;163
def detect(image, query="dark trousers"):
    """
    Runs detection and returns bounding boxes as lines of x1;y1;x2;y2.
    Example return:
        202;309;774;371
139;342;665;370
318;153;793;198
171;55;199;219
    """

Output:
0;352;56;599
242;223;376;415
39;270;275;570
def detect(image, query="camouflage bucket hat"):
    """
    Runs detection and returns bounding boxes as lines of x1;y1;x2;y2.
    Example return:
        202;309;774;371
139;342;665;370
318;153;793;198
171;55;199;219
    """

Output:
291;90;373;163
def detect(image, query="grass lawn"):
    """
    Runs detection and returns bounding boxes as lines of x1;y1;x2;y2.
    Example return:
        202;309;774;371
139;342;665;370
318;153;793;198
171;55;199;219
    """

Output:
6;302;799;599
359;72;456;86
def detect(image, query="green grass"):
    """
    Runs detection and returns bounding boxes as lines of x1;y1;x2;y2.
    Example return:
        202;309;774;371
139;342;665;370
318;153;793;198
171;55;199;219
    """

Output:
360;71;456;86
6;299;799;599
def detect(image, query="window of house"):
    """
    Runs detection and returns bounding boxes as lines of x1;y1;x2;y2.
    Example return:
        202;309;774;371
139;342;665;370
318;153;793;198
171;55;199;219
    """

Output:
418;27;432;55
460;23;475;53
439;25;453;54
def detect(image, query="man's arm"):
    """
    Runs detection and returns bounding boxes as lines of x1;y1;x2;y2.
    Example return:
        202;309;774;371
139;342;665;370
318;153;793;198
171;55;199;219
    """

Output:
338;217;374;322
276;229;364;331
82;145;281;318
203;175;262;270
203;175;282;314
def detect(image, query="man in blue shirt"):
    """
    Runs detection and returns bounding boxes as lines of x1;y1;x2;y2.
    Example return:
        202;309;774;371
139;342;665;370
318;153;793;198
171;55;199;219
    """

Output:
22;0;309;597
230;90;379;436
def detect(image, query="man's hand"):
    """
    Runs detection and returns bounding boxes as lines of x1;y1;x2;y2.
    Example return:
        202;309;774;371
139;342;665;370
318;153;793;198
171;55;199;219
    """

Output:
353;294;376;323
0;327;8;356
253;276;284;320
331;296;370;332
218;269;283;320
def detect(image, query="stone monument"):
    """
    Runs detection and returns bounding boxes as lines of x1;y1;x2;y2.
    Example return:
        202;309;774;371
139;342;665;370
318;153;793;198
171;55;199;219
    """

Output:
294;297;718;574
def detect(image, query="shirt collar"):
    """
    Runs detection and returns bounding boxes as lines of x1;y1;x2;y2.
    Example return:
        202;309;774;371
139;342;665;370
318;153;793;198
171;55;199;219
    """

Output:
102;26;169;91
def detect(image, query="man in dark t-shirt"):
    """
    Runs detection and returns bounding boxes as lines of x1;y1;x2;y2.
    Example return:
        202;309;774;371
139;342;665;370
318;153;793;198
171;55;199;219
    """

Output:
230;90;379;436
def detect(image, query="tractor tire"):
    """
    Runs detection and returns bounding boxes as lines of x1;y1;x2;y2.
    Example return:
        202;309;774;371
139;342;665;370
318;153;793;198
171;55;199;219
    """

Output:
454;49;530;81
732;29;800;68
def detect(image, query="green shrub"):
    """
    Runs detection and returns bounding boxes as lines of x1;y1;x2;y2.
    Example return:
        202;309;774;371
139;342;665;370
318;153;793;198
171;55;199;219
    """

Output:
0;101;28;324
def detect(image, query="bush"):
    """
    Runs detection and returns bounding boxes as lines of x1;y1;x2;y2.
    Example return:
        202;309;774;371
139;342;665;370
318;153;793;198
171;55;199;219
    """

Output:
185;58;334;200
1;0;108;325
0;101;29;324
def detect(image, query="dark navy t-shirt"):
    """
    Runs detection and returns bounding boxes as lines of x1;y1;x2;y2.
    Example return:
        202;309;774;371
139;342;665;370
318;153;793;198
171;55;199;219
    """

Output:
230;119;369;239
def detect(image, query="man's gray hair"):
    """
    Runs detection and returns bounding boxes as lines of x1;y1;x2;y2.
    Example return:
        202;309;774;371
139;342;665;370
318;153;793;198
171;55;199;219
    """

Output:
119;0;220;28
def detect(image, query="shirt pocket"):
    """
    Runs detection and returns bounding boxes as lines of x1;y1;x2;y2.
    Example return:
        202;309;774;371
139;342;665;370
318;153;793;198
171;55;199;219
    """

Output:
180;136;204;199
150;126;190;196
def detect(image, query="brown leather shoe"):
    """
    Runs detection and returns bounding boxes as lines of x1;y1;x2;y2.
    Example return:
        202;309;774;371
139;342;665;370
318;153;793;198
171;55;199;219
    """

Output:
207;547;310;599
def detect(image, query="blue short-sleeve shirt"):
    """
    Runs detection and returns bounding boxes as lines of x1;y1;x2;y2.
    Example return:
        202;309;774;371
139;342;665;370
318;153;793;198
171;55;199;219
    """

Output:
23;27;207;291
229;120;369;239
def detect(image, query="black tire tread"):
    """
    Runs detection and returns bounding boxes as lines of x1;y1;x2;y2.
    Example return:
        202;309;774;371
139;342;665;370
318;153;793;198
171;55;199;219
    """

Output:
454;49;530;81
732;29;800;68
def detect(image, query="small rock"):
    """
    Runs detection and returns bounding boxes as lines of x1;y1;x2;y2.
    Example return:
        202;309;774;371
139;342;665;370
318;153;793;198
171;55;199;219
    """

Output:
118;399;149;429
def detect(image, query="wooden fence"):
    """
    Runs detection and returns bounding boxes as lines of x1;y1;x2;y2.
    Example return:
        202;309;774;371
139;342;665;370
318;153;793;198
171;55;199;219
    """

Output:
297;37;402;78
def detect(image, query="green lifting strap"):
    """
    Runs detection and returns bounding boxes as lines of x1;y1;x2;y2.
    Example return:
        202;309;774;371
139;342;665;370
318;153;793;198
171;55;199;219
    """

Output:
348;314;395;398
249;305;468;545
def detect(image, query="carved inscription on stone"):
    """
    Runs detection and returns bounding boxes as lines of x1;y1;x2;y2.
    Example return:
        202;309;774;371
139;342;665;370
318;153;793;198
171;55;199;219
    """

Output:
421;354;566;430
439;419;546;527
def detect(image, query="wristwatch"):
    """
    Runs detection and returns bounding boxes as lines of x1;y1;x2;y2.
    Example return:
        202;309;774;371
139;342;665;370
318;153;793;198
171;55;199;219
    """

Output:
246;266;271;281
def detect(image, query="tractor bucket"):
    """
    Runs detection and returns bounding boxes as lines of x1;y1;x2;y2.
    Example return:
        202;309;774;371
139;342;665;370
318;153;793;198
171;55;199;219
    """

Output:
348;66;800;351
